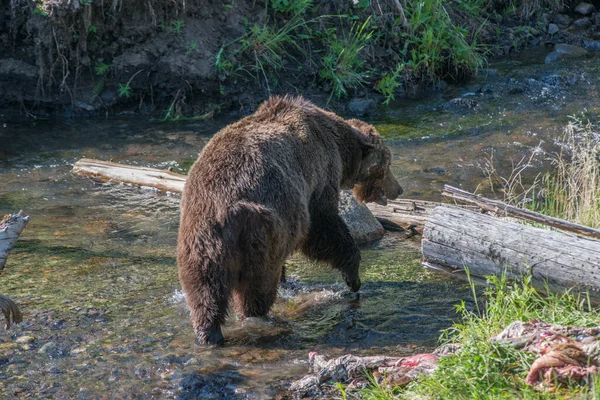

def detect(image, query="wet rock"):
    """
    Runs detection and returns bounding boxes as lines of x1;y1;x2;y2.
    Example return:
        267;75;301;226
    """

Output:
583;40;600;51
347;98;376;116
553;14;572;28
573;18;592;30
15;336;34;344
339;190;385;244
555;43;589;56
547;23;560;35
442;97;478;113
545;44;588;63
177;372;239;400
545;52;566;63
37;342;58;358
575;2;595;15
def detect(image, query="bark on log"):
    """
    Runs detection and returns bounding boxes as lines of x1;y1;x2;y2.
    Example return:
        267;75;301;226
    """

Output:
367;199;479;233
1;211;30;272
422;205;600;302
0;211;28;329
442;185;600;240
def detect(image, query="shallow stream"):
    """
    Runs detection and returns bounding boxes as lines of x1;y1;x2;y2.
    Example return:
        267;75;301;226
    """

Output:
1;49;600;398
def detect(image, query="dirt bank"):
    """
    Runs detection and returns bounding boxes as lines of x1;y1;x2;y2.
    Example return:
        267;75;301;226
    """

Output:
0;0;596;118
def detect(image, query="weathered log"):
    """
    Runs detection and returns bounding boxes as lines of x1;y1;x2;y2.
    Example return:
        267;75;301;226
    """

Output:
422;205;600;302
442;185;600;240
367;199;479;233
1;211;30;272
72;158;186;193
0;211;28;329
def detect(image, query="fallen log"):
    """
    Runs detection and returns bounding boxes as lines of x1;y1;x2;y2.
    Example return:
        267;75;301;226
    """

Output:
422;205;600;302
0;211;29;328
72;158;186;193
1;211;30;273
442;185;600;240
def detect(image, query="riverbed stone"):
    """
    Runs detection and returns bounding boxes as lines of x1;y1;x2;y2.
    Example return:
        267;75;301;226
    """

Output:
547;23;560;35
555;43;589;57
15;336;35;344
553;14;572;27
575;2;595;15
38;342;58;357
573;17;592;30
339;190;385;244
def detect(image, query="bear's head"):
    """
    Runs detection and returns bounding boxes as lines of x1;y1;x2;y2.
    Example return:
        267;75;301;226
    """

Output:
347;119;403;206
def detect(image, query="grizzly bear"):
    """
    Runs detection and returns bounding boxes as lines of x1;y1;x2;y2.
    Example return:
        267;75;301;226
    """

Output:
177;96;402;345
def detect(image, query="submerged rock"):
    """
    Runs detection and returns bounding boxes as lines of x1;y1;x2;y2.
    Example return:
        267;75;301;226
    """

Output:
545;44;589;63
347;98;376;116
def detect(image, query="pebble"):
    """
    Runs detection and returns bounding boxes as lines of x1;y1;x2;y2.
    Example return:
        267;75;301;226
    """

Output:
575;2;595;15
38;342;57;354
548;23;559;35
15;336;35;344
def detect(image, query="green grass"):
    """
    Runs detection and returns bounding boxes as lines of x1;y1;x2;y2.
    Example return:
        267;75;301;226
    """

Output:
359;274;600;399
319;17;373;101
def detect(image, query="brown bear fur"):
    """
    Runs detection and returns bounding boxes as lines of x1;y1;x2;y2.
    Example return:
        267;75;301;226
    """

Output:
177;96;402;345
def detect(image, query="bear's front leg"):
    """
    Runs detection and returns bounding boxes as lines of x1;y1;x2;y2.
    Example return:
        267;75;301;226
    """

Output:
301;207;361;292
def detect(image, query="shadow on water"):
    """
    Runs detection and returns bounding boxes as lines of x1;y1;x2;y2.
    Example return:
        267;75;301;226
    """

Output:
1;49;599;397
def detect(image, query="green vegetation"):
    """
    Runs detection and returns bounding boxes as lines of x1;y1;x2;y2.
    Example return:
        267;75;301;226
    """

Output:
529;119;600;228
484;118;600;228
358;274;600;399
117;70;143;99
319;18;373;100
93;62;110;96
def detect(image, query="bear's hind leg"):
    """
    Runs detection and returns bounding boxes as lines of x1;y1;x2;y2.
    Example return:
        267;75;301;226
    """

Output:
182;270;231;346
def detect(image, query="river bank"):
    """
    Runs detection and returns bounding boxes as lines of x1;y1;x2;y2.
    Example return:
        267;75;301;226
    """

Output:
2;0;600;119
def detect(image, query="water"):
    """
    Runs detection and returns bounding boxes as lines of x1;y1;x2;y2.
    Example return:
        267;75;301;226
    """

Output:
1;49;600;398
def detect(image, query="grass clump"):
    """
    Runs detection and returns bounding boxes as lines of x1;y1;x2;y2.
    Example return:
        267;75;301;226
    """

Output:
319;18;373;101
531;118;600;228
360;274;600;399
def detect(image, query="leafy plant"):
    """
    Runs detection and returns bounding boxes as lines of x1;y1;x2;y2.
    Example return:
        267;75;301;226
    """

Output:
94;62;110;76
319;17;373;100
171;20;185;35
376;63;405;105
401;0;486;82
117;70;143;99
186;41;198;53
89;25;97;34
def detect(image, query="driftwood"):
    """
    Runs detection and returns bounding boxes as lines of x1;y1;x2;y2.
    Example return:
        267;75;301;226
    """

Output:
72;158;186;193
0;211;29;328
1;211;30;272
443;185;600;240
422;205;600;302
